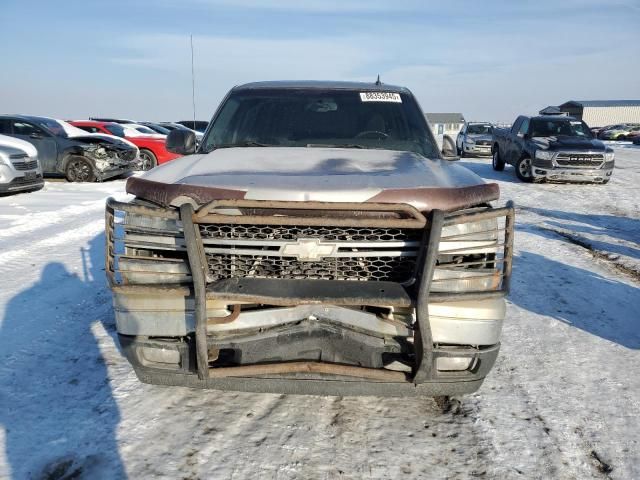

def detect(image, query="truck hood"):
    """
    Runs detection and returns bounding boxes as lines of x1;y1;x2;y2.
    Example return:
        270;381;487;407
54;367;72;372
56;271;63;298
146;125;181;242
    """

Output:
467;133;493;142
532;136;606;151
126;147;499;212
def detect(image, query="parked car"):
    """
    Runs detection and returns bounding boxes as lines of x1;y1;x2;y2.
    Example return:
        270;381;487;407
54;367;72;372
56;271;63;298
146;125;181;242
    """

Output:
456;122;494;157
0;134;44;193
177;120;209;134
89;117;135;124
492;115;614;183
120;123;166;139
160;122;204;141
598;123;640;141
138;122;172;135
0;115;138;182
106;80;515;397
70;120;180;171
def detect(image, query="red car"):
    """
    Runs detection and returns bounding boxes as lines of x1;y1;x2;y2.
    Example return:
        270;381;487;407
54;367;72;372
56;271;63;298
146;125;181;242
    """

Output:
69;120;181;170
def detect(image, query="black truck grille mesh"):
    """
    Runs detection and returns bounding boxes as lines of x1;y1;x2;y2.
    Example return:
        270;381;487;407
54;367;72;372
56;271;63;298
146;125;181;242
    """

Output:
205;254;417;282
200;224;422;283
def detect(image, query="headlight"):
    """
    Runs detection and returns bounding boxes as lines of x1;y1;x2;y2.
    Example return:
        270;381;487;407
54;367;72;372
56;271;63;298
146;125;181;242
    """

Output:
535;150;554;160
0;153;8;166
464;138;476;146
605;151;615;161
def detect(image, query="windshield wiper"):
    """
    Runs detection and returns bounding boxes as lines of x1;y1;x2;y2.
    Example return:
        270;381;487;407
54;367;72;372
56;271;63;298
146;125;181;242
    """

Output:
306;143;365;149
206;141;272;152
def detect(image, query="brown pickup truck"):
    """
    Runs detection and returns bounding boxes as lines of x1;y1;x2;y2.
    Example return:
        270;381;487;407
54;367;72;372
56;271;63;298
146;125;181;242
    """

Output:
106;81;514;397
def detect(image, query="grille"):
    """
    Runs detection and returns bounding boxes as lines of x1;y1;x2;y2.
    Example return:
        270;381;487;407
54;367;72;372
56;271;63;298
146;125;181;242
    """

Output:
199;224;420;242
11;159;38;170
555;153;603;168
476;140;491;146
118;150;137;162
200;224;423;283
206;254;417;282
10;174;42;185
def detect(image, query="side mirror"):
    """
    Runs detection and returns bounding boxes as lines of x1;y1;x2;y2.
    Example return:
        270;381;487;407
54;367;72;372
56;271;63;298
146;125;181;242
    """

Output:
523;133;531;140
166;129;197;155
441;135;460;161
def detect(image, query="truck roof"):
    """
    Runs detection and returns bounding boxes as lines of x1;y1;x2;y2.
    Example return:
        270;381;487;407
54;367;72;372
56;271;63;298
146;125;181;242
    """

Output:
233;80;410;93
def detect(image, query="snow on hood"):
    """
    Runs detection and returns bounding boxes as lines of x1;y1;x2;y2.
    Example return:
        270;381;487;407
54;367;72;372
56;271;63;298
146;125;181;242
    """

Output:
140;147;486;202
532;136;605;151
0;134;38;157
467;133;493;142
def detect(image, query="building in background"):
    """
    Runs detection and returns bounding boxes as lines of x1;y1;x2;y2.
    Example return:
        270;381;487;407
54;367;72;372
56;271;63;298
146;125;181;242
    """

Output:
539;106;567;116
425;113;465;137
553;100;640;127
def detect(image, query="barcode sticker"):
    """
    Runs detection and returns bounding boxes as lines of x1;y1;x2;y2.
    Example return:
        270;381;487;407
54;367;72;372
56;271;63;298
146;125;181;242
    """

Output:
359;92;402;103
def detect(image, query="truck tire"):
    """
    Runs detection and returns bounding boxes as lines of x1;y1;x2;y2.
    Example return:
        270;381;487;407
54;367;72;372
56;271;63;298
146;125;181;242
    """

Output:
138;149;158;171
492;148;505;171
65;156;96;182
515;156;534;183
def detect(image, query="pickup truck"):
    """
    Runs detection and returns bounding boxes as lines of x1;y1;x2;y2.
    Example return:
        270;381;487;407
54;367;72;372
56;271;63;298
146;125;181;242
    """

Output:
106;81;514;397
492;115;615;183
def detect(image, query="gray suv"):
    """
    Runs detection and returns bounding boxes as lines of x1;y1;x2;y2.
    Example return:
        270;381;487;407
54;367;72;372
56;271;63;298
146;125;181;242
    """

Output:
456;122;494;157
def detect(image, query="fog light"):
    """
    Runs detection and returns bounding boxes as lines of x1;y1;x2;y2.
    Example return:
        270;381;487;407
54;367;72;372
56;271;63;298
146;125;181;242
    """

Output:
140;346;181;365
436;356;473;372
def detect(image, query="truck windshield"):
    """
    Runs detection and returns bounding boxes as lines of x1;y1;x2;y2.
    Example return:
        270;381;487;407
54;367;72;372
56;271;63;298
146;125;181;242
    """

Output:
530;119;593;138
467;124;493;134
203;89;440;158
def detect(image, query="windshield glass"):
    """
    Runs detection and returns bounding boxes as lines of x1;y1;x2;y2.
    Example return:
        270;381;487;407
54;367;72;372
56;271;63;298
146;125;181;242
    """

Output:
530;119;593;138
32;118;88;138
467;123;493;135
144;123;171;135
203;89;439;157
105;123;126;137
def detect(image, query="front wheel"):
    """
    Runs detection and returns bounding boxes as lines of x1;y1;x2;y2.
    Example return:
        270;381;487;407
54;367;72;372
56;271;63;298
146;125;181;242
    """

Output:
492;148;505;171
65;156;96;182
515;156;533;182
138;149;158;171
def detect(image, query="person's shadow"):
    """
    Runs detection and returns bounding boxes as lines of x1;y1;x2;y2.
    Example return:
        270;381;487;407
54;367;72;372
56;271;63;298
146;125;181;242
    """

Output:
0;260;127;479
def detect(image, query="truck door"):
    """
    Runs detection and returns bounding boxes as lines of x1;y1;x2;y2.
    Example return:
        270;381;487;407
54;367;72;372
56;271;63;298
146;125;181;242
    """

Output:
11;120;58;173
512;118;530;163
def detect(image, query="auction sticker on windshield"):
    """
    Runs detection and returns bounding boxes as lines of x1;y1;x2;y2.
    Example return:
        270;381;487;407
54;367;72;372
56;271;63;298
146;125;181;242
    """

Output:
359;92;402;103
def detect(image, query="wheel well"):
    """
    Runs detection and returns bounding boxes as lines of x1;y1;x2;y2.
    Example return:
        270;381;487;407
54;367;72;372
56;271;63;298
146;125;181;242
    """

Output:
62;152;93;170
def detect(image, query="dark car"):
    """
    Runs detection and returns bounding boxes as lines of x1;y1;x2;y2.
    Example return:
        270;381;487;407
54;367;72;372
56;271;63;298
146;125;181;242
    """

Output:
138;122;172;135
492;115;614;183
176;120;209;133
0;115;139;182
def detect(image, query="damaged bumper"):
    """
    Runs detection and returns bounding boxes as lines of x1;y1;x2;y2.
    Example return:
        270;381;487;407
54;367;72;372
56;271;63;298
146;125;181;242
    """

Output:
106;198;514;396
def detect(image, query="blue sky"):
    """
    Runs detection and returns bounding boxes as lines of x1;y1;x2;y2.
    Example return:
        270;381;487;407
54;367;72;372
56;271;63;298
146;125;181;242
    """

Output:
1;0;639;123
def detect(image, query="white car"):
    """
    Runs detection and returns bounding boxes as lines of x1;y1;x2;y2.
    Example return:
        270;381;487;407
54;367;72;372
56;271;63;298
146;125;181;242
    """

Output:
0;134;44;193
121;123;166;139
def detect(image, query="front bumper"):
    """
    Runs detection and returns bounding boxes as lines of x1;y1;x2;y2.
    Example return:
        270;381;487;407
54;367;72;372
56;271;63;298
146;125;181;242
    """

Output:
0;165;44;193
463;144;492;156
531;166;613;183
106;198;515;396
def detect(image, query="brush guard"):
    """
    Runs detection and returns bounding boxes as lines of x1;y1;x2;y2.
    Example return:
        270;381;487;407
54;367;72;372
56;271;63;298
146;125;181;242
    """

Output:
175;199;515;387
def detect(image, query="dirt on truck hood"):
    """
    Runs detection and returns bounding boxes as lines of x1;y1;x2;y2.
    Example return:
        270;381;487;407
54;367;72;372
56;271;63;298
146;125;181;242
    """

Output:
126;147;499;212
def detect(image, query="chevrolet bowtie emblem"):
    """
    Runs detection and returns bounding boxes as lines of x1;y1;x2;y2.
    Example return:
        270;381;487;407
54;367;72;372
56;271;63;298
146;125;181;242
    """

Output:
280;238;338;261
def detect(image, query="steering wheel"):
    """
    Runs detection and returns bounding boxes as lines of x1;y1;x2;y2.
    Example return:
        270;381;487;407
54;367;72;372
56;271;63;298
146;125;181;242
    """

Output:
355;130;389;139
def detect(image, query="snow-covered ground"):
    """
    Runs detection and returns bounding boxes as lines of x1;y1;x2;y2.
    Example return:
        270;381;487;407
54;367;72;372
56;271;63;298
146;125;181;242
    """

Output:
1;147;639;479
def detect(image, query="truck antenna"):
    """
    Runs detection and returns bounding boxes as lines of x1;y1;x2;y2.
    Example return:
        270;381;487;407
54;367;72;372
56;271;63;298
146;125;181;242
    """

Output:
190;34;196;131
375;74;381;85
